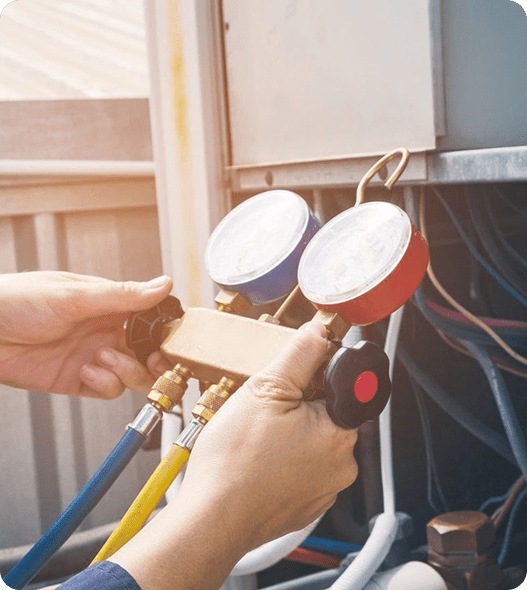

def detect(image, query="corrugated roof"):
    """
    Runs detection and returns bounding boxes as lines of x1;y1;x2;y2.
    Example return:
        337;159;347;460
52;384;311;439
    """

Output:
0;0;149;100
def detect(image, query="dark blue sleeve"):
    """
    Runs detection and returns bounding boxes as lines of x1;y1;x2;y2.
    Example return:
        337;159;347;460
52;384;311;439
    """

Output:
57;561;141;590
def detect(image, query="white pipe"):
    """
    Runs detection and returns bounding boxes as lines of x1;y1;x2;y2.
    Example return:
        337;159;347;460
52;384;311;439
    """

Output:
363;562;447;590
231;517;323;576
0;160;155;177
330;306;404;590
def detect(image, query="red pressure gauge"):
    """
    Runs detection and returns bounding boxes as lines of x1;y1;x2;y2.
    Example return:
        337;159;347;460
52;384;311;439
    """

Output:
298;201;428;325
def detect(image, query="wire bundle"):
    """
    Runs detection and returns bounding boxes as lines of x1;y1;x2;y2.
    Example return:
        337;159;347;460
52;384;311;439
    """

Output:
405;188;527;568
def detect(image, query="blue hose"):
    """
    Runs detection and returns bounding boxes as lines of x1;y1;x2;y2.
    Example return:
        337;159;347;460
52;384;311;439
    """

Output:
5;426;146;589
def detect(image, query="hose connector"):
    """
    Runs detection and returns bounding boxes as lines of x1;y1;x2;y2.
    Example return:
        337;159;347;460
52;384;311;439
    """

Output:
148;364;193;412
192;377;238;424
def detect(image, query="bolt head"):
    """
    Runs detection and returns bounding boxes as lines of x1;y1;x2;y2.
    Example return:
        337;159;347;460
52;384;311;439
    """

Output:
427;511;496;556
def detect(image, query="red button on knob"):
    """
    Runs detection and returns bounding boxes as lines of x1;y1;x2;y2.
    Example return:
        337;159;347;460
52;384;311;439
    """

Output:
354;371;378;403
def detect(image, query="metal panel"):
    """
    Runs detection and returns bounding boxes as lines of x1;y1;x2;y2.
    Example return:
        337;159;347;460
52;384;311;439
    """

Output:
228;152;428;192
438;0;527;151
222;0;439;165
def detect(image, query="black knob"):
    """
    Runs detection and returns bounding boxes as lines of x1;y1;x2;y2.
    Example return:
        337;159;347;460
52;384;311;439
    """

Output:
125;295;184;366
324;340;391;429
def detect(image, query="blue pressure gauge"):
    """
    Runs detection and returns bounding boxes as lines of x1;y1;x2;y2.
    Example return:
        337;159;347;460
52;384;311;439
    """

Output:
205;190;320;305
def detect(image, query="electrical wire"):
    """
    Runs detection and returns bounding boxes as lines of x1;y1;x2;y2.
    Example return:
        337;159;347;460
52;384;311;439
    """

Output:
435;328;527;380
425;298;527;330
492;476;526;530
394;343;516;466
286;548;341;569
407;376;449;514
484;191;527;273
5;426;148;589
462;342;527;483
498;486;527;565
420;193;527;367
494;187;527;219
430;187;527;310
300;538;362;558
466;189;527;299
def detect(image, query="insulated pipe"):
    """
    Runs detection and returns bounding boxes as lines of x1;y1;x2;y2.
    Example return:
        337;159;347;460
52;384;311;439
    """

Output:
463;341;527;482
362;561;447;590
329;307;404;590
4;405;160;589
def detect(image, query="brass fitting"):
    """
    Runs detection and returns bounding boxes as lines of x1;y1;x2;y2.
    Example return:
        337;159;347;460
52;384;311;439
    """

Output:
192;377;238;423
215;290;251;315
258;313;281;325
313;310;350;341
148;364;193;413
427;511;505;590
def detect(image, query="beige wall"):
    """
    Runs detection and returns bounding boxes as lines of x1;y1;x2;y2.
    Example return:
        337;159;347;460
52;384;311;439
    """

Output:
0;99;164;548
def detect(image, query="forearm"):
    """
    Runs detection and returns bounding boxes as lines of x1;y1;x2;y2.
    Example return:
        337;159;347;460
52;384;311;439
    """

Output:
109;497;247;590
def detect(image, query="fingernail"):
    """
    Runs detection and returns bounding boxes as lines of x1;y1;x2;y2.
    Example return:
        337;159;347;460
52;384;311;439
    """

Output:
153;363;167;376
99;349;117;367
146;275;170;289
81;365;97;382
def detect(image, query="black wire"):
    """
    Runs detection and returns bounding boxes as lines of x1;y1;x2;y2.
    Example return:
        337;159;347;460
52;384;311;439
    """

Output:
430;187;527;310
466;187;527;299
407;375;449;514
498;486;527;565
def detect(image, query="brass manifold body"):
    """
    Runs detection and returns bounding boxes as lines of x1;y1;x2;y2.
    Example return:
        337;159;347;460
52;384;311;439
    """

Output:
130;288;349;428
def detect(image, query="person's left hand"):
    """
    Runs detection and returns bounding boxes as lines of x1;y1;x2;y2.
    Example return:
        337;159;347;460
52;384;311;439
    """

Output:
0;271;175;398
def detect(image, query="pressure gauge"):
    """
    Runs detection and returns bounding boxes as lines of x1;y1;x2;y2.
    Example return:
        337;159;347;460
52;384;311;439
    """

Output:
298;202;428;325
205;190;320;305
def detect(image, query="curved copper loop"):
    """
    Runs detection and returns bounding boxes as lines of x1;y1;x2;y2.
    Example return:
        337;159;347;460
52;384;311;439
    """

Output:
355;147;410;206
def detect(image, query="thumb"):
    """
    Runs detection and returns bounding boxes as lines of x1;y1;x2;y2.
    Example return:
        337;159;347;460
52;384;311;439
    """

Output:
69;275;174;319
254;321;329;397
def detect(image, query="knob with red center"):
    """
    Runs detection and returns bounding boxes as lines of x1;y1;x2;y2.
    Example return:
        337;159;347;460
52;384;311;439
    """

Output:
324;340;391;429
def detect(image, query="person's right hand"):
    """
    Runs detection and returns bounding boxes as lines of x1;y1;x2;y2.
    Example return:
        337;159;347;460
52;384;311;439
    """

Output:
178;320;358;551
110;320;358;590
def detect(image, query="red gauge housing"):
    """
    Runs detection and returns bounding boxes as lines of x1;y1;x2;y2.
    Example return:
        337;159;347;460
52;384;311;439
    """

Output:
298;202;428;325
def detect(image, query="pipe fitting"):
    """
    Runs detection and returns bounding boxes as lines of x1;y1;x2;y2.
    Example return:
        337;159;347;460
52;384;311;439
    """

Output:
128;404;163;438
192;377;238;423
147;364;193;412
215;290;251;315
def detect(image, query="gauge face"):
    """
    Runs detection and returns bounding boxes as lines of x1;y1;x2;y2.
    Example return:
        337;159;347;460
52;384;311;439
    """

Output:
298;202;412;305
206;190;320;304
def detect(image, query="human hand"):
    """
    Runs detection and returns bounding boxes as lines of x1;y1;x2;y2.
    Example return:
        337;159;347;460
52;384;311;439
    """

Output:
110;321;358;590
0;271;174;398
178;320;358;551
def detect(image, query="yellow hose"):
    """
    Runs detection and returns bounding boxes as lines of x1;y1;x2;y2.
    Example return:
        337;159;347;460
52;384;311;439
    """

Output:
91;444;190;562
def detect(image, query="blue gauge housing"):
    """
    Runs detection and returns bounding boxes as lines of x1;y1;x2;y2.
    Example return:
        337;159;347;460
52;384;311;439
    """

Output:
205;190;320;305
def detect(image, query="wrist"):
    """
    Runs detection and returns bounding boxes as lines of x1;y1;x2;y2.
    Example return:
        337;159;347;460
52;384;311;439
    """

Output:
111;496;248;590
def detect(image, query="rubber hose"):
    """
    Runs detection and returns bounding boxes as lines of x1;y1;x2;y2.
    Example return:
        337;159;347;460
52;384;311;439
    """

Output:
5;427;147;589
463;341;527;482
92;443;190;562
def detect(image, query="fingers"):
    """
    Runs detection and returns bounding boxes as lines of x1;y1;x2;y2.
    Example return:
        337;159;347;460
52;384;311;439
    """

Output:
250;321;328;399
79;364;126;399
63;274;174;320
93;347;170;394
